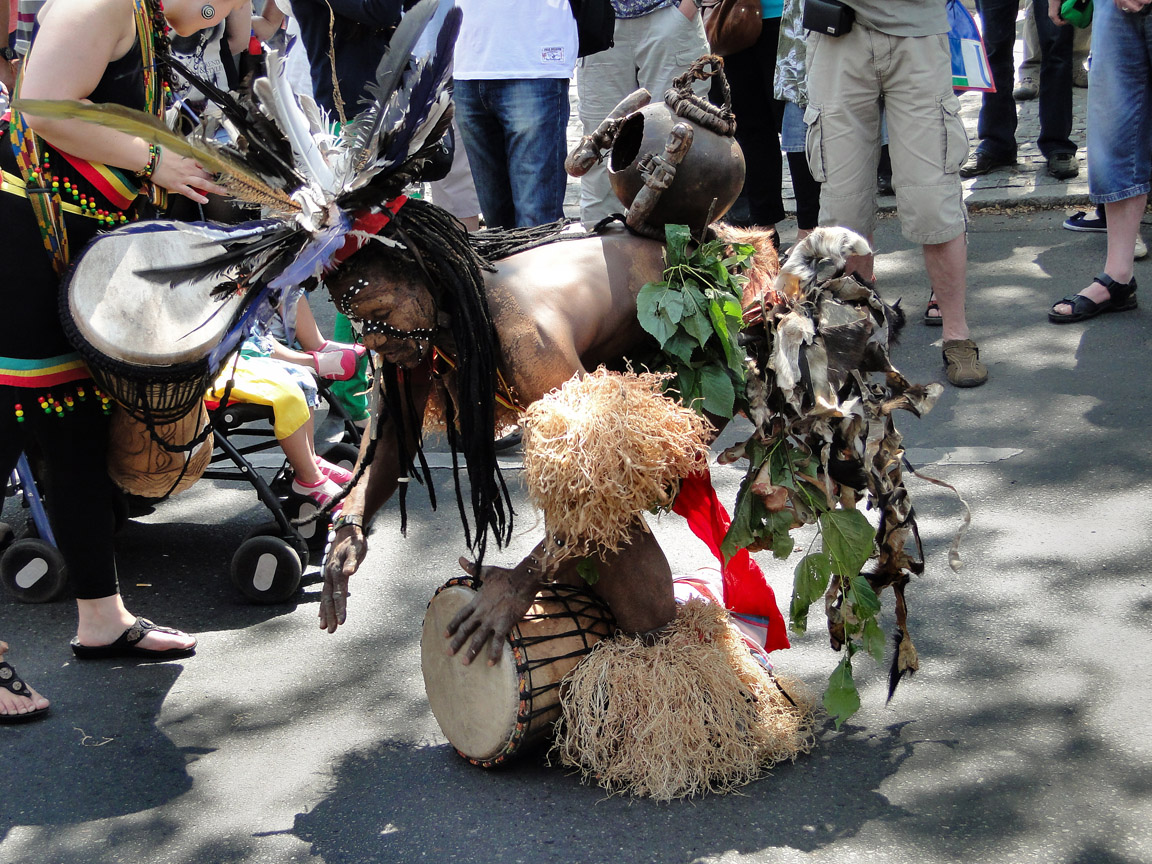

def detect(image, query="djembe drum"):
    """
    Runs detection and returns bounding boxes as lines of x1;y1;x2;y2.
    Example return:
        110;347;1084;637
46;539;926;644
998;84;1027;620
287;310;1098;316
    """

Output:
60;222;248;495
421;577;616;768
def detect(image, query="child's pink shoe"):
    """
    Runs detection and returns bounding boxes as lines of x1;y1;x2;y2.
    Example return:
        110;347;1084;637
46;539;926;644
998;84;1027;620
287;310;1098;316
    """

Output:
320;340;367;358
310;347;361;381
315;456;354;486
291;475;344;513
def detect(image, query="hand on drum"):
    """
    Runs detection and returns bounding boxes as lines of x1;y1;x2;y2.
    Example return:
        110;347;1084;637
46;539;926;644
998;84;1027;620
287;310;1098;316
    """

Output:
319;526;367;632
152;152;229;204
446;557;541;665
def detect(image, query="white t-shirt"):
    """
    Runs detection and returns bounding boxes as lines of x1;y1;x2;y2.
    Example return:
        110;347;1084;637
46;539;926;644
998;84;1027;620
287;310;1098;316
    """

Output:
452;0;577;80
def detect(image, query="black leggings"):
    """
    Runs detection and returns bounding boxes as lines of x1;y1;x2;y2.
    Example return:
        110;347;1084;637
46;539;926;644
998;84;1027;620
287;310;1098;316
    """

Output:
0;384;119;599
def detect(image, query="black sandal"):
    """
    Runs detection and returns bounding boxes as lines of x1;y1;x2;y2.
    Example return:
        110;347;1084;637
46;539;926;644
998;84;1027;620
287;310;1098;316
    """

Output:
924;297;943;326
0;660;49;723
1049;273;1138;324
70;617;196;661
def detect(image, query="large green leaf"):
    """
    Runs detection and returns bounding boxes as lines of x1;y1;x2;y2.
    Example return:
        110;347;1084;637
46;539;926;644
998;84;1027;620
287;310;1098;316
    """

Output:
708;299;743;373
663;331;698;364
824;655;861;729
859;617;886;663
665;223;692;264
820;508;875;577
636;281;684;345
846;573;882;619
722;468;764;560
680;287;714;348
699;364;736;418
789;552;831;631
675;365;699;407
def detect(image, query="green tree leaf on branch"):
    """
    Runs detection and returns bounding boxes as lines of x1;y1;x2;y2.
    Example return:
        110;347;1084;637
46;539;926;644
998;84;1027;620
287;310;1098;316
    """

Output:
636;224;753;420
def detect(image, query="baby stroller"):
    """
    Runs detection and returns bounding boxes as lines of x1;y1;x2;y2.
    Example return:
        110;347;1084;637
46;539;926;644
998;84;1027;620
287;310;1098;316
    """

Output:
0;375;362;607
1;222;365;606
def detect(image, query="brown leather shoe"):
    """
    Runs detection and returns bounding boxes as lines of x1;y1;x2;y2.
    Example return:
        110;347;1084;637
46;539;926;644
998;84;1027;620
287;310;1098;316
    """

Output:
942;339;988;387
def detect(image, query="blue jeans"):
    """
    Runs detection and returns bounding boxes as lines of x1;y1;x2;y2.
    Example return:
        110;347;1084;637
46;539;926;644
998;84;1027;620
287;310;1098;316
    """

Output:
453;78;570;229
974;0;1075;160
1087;2;1152;203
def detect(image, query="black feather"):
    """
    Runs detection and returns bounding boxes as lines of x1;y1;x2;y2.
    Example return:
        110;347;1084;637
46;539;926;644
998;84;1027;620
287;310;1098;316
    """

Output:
165;54;302;190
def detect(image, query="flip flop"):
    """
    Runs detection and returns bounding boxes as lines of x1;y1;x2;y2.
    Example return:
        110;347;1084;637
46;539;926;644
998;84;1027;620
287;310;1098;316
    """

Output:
923;298;943;326
0;661;49;723
70;618;196;661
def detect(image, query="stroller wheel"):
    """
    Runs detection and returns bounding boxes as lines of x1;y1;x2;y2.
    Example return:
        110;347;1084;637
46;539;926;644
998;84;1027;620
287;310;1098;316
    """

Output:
1;538;68;603
231;534;303;604
284;497;332;551
0;522;13;553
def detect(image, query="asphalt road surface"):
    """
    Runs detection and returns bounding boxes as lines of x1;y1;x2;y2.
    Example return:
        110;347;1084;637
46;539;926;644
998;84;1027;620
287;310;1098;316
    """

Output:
2;210;1150;864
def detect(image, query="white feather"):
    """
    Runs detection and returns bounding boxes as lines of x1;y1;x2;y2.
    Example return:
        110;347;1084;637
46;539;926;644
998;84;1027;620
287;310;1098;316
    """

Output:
255;50;338;194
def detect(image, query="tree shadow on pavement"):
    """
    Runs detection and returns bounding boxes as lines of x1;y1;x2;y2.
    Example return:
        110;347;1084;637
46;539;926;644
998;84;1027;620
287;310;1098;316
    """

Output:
290;721;921;864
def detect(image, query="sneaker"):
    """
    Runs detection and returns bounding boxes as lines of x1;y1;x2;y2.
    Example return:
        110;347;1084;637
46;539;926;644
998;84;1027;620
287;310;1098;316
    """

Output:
942;339;988;388
1013;76;1038;101
310;347;361;381
1047;153;1079;180
315;456;354;486
1063;209;1107;232
291;476;344;512
1137;235;1149;261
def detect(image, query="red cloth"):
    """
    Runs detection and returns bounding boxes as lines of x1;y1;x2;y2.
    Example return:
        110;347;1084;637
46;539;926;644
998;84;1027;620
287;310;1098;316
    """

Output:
332;196;408;266
672;469;790;652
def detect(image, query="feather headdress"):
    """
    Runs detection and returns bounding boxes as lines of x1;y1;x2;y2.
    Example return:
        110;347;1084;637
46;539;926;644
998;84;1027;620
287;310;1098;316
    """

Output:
13;0;460;355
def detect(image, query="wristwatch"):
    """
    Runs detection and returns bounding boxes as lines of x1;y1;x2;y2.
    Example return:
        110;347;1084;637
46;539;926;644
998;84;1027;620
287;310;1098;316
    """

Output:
0;47;17;63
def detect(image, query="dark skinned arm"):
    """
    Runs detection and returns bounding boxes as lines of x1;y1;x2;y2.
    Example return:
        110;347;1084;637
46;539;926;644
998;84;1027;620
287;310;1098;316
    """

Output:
319;361;432;632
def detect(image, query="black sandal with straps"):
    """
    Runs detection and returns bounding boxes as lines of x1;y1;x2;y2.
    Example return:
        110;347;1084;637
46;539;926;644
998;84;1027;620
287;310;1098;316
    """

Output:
1049;273;1138;323
0;661;49;723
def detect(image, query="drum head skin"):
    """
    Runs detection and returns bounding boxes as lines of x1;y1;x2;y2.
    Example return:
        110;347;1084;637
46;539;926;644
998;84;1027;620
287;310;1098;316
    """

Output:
421;584;518;762
66;221;248;366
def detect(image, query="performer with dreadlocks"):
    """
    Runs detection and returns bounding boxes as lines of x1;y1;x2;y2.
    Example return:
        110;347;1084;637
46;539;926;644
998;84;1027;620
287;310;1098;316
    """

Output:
0;0;247;673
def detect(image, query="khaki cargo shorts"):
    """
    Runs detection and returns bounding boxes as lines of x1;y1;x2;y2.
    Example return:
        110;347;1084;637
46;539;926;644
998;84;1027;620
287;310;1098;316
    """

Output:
805;27;969;245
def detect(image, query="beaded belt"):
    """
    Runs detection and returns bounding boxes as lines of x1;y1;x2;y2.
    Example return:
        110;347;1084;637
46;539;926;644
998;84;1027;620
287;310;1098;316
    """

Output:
1;169;123;222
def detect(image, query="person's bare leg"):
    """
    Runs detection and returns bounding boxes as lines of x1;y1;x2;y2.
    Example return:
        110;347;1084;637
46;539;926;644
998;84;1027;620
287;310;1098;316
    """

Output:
923;233;970;342
280;421;323;485
1052;194;1146;315
293;297;326;351
267;340;315;369
75;596;195;652
0;641;50;718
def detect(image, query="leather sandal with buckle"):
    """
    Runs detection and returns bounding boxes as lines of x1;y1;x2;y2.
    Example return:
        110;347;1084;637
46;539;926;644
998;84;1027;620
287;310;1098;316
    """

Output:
923;297;943;326
1048;273;1138;324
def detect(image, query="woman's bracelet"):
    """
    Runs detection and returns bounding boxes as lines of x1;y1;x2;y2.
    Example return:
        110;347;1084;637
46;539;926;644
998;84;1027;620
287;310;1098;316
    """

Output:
331;512;365;533
137;144;161;180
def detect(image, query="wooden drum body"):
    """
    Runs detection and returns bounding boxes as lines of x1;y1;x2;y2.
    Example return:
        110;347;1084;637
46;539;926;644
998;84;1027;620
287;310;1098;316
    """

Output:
421;577;615;768
107;401;213;498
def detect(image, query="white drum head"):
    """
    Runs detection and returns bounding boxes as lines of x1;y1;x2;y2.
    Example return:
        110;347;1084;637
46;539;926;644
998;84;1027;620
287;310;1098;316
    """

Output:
421;583;518;761
67;222;247;366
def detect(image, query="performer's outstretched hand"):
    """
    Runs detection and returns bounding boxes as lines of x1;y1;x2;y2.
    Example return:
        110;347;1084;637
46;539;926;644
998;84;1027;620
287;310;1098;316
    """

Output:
446;556;541;666
320;526;367;633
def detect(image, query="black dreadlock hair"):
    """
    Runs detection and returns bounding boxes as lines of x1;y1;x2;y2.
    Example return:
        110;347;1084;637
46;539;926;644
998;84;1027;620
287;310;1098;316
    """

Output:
378;197;513;565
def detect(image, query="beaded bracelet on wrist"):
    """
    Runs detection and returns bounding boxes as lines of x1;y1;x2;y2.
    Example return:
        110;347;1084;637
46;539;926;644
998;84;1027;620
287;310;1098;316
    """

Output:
137;144;160;180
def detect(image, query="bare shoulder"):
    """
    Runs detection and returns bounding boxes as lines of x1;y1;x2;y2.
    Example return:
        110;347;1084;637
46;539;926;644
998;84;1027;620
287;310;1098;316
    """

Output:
38;0;136;42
